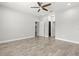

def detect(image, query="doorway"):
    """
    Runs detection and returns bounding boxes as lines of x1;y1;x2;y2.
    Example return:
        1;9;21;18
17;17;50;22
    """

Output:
48;15;55;38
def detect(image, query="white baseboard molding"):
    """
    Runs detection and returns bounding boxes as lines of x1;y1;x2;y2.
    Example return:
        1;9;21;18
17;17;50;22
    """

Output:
0;36;34;44
1;36;79;44
39;35;48;37
56;37;79;44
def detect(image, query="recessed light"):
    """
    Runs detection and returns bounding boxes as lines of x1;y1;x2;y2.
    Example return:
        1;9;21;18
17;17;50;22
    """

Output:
67;3;71;6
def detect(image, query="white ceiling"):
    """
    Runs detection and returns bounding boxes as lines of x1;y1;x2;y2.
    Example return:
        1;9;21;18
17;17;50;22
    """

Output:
0;2;54;17
55;2;79;12
0;2;79;17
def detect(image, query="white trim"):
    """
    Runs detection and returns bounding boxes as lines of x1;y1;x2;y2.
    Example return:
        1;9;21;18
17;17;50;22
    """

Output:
56;37;79;44
39;35;48;37
1;36;79;44
0;36;34;44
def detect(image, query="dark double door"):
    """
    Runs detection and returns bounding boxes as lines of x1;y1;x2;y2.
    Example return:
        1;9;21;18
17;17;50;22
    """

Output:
49;21;51;37
35;22;39;37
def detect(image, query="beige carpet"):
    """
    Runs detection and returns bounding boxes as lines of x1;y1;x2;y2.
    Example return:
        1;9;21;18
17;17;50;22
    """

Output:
0;37;79;56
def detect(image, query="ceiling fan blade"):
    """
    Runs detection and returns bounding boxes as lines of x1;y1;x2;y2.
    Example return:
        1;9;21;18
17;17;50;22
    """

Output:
38;9;40;12
42;7;48;11
42;3;51;7
37;2;41;6
31;7;39;8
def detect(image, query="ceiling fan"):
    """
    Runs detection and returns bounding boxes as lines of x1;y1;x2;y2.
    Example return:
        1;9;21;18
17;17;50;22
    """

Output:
31;2;52;12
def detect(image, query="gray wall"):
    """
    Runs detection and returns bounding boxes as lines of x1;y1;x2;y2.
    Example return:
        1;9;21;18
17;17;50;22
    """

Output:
39;16;49;37
0;5;36;41
56;7;79;42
